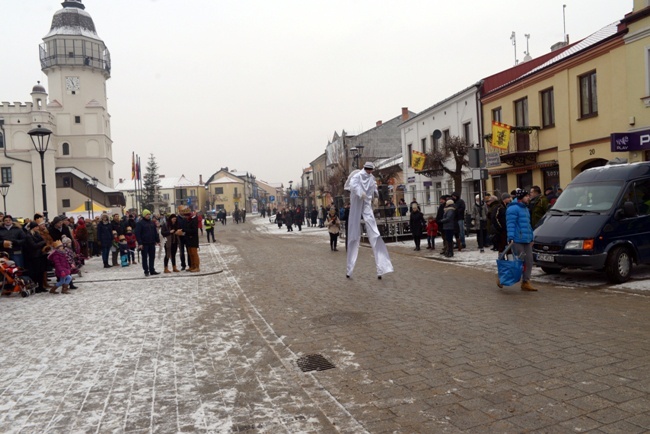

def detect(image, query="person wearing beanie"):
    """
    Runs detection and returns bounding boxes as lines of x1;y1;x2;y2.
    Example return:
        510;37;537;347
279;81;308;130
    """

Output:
504;188;536;291
47;240;72;294
439;199;456;257
134;209;160;276
471;194;489;253
344;161;394;279
409;202;426;251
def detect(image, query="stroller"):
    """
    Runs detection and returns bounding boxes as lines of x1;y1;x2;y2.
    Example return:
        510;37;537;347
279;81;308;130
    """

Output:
0;253;36;298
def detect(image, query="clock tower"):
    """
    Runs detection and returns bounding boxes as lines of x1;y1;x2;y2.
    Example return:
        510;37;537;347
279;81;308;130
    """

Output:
40;0;114;186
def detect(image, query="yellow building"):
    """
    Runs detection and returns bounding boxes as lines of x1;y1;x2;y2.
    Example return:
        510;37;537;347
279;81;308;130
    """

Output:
480;5;645;193
205;171;245;214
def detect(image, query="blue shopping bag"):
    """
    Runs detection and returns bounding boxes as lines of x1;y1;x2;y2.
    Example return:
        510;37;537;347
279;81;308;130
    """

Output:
496;242;524;287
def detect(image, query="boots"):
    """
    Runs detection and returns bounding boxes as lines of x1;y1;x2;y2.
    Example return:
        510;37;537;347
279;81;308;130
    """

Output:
172;266;180;272
164;267;171;273
61;284;70;294
49;286;58;294
521;281;537;291
188;248;200;272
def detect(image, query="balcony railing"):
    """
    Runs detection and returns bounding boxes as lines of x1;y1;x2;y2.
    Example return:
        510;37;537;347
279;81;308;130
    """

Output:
484;126;540;166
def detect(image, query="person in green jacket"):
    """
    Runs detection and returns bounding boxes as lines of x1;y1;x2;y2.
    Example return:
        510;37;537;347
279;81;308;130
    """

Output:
205;215;215;243
528;186;550;228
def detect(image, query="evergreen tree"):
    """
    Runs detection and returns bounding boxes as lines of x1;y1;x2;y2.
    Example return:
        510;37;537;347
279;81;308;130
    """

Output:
143;153;161;211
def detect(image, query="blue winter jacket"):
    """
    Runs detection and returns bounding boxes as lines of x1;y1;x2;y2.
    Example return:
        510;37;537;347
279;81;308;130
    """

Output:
506;199;534;243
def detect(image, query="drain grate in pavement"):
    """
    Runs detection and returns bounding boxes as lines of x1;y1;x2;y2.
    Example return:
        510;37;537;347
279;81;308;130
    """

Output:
296;354;336;372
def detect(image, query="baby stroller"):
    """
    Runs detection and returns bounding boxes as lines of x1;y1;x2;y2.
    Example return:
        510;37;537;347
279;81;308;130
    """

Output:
0;253;36;298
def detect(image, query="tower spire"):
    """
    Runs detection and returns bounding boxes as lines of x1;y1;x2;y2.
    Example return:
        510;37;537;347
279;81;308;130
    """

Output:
61;0;85;10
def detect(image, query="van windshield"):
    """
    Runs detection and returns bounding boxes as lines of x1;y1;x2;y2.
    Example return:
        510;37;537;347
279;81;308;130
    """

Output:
552;182;623;213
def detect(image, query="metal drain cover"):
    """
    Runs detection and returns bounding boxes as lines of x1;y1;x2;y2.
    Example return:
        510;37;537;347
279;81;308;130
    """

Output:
296;354;336;372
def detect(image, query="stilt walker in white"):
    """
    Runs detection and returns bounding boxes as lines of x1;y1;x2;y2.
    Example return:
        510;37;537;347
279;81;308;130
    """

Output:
345;162;394;279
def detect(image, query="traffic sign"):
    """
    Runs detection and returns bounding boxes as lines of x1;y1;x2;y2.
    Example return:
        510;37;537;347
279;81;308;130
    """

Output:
290;190;298;198
269;195;275;202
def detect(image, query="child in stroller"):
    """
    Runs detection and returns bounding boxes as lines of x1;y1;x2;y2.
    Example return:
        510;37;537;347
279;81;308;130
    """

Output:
0;252;36;298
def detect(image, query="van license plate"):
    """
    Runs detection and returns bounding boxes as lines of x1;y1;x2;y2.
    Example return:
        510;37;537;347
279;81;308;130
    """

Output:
537;253;554;262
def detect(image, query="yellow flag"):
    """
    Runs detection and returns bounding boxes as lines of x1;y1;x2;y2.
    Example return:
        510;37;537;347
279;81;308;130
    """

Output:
491;122;511;150
411;150;426;171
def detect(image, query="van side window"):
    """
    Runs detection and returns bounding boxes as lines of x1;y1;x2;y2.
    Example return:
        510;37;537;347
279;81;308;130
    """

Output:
635;179;650;215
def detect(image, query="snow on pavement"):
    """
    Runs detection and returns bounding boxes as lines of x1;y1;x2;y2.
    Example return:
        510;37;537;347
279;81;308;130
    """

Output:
0;243;352;433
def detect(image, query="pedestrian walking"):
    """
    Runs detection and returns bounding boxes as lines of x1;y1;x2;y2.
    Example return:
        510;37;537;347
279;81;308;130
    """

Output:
326;208;340;251
205;215;216;242
344;162;393;279
285;208;294;232
134;209;161;277
97;214;113;268
409;202;426;251
179;206;200;272
440;199;456;257
426;216;438;250
450;192;466;251
161;214;181;273
505;188;536;291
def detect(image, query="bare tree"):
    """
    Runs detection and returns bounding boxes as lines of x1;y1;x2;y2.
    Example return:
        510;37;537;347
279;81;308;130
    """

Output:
421;135;470;195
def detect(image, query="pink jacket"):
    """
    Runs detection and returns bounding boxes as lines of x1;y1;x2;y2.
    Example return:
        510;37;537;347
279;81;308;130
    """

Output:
48;249;71;278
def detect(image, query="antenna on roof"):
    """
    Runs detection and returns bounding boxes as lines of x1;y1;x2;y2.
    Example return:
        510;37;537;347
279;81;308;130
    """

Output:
563;4;567;43
523;34;532;62
510;31;518;65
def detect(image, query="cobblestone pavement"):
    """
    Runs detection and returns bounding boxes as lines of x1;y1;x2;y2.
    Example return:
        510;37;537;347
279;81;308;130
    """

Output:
1;217;650;433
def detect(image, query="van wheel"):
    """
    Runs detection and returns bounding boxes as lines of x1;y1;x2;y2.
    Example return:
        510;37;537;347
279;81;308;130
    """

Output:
541;267;561;274
605;246;633;284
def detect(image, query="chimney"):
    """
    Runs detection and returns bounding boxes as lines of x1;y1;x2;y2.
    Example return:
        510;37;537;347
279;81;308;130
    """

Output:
199;174;203;185
376;120;382;127
401;107;409;121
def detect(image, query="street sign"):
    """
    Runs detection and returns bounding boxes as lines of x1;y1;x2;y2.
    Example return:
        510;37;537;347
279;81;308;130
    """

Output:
486;152;501;167
472;168;489;180
269;195;275;202
290;190;298;198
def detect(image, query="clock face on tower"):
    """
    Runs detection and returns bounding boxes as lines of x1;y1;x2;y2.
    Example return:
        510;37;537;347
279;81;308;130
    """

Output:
65;76;80;91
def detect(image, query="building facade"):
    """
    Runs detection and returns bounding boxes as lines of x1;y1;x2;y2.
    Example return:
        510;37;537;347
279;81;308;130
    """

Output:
0;0;121;219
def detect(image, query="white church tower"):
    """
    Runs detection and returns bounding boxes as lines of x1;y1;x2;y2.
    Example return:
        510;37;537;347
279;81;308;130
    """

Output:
40;0;114;187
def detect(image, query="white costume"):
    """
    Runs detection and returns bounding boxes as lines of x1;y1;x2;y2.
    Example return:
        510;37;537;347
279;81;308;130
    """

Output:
344;164;394;278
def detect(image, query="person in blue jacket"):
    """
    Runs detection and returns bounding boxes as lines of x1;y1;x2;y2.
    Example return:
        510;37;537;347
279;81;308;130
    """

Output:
506;188;536;291
134;209;161;277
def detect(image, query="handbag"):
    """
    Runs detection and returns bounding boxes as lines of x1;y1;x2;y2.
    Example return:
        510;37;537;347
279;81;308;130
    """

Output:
496;242;524;286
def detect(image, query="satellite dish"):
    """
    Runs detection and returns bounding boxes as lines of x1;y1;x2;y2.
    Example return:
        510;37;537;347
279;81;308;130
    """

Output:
432;129;442;140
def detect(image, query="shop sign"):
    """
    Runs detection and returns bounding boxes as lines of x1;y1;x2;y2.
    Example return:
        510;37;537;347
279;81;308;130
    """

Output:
407;176;416;183
486;152;501;167
611;129;650;152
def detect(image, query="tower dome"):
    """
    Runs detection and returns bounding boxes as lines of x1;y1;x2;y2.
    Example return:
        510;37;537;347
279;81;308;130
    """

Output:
40;0;111;76
44;0;100;40
32;81;47;94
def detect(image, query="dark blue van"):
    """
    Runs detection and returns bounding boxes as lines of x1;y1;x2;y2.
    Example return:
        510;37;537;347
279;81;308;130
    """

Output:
533;161;650;283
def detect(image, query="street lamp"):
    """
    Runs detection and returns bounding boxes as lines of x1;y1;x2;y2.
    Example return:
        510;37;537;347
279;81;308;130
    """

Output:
0;184;9;215
84;177;98;219
350;144;365;169
288;180;294;205
28;125;52;222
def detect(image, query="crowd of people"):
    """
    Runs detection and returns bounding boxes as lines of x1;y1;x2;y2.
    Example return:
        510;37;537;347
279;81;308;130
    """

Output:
0;205;215;296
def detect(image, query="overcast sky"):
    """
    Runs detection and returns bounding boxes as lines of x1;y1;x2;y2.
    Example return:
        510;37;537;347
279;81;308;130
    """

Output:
0;0;633;186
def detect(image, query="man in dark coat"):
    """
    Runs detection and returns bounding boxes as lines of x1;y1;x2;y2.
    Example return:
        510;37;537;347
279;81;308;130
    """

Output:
134;209;160;276
0;215;27;268
178;206;200;272
451;191;466;250
97;214;114;268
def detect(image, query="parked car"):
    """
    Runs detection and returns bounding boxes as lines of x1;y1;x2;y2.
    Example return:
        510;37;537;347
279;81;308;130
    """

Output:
533;161;650;283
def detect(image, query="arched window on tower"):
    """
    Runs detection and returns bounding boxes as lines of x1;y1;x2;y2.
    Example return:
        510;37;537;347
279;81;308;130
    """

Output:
62;142;70;156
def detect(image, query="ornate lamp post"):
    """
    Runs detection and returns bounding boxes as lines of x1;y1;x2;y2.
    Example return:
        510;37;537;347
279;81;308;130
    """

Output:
84;177;99;219
0;184;9;215
288;180;294;206
28;125;53;222
350;144;365;169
